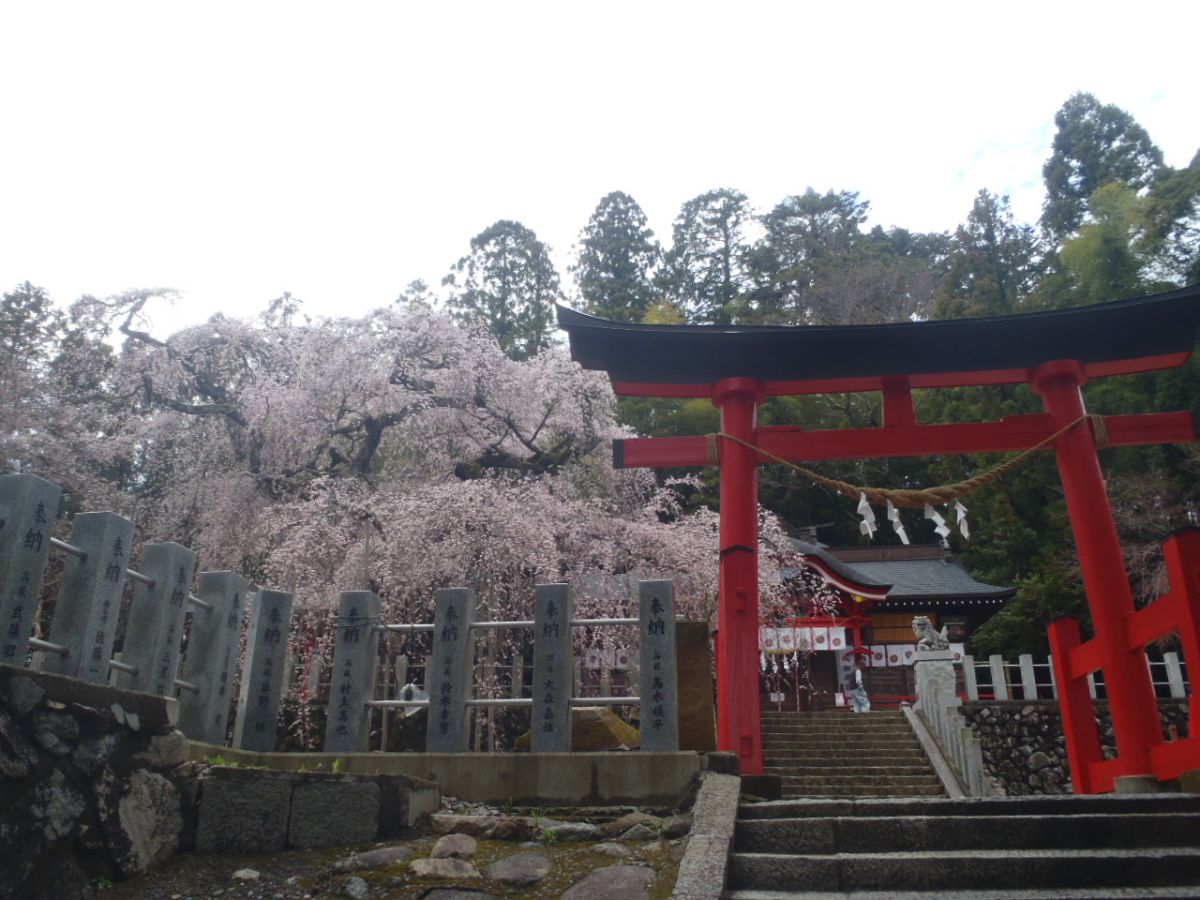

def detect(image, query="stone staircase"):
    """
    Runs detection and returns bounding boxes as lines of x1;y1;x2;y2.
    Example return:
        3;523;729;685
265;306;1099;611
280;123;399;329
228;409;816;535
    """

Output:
725;794;1200;897
762;709;944;798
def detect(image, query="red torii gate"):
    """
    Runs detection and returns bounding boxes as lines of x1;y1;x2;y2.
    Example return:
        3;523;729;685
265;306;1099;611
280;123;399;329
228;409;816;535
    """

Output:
558;284;1200;792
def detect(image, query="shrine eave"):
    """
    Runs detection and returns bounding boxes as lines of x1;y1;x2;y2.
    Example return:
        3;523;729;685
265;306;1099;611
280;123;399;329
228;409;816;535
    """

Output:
556;283;1200;397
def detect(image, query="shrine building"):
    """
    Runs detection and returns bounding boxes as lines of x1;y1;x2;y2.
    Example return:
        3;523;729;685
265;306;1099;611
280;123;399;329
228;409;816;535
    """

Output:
767;540;1014;708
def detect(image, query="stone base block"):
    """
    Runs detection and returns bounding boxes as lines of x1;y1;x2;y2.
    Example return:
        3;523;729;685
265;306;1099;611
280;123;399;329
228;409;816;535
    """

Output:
196;769;292;852
289;781;379;848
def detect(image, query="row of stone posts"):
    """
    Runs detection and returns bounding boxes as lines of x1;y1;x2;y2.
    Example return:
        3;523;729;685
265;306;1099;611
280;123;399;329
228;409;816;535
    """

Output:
0;473;294;752
4;472;681;757
324;580;680;754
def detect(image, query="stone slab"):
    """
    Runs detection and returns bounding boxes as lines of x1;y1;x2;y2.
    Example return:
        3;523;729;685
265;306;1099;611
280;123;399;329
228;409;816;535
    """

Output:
195;768;293;853
639;580;678;751
0;662;178;729
0;474;62;665
233;590;292;751
324;591;380;752
177;571;247;744
114;542;198;696
289;780;380;848
185;741;699;805
532;583;572;752
40;511;135;682
425;588;475;753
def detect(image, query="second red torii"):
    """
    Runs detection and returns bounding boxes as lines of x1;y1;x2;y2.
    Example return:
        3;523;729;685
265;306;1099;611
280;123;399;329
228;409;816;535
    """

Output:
558;284;1200;788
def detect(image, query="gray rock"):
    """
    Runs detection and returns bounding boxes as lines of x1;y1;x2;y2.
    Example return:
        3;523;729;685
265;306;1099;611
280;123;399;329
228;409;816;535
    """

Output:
132;730;189;769
97;770;183;876
343;875;369;899
1028;751;1051;771
486;851;551;886
4;675;46;716
30;770;86;841
289;780;380;849
620;823;659;842
561;864;654;899
669;837;689;862
195;770;292;853
432;832;477;859
71;732;122;776
31;710;80;757
231;868;261;881
0;710;41;777
409;857;481;879
591;842;633;858
662;813;692;838
490;815;535;841
333;845;413;872
602;811;662;838
430;813;494;837
549;821;601;841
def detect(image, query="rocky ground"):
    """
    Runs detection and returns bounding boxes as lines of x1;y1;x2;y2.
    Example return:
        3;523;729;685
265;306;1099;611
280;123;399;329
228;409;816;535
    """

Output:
100;798;689;899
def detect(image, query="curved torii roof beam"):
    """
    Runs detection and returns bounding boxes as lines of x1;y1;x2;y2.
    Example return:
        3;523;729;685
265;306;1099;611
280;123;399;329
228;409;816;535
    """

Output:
557;282;1200;397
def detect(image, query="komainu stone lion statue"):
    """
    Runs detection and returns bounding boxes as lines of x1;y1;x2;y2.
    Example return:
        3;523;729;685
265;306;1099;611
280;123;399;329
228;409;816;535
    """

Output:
912;615;950;651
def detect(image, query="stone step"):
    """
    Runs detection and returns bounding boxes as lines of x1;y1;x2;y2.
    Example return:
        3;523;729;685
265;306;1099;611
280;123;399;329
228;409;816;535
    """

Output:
729;848;1200;893
758;768;936;782
727;893;1200;899
781;775;943;789
735;812;1200;855
762;711;907;718
763;749;929;762
762;739;923;751
736;794;1200;820
779;785;947;798
761;731;917;740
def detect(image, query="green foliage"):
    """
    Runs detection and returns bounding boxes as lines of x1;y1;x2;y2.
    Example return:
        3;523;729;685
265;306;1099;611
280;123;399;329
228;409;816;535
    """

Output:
444;220;562;360
933;191;1041;319
572;191;660;322
1041;92;1164;240
659;188;751;324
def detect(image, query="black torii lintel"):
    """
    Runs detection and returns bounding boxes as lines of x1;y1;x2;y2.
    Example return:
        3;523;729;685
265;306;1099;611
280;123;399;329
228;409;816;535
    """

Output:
556;283;1200;397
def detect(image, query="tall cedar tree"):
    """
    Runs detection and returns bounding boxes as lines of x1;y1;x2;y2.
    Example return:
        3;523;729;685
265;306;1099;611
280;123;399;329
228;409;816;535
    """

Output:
443;220;562;361
572;191;660;322
1041;92;1163;241
660;188;751;324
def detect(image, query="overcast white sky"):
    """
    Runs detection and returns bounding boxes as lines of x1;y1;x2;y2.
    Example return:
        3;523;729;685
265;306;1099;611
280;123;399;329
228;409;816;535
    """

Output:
2;1;1197;333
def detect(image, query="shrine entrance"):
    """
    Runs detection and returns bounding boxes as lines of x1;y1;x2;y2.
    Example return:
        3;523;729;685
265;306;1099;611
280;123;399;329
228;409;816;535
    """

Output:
559;283;1200;792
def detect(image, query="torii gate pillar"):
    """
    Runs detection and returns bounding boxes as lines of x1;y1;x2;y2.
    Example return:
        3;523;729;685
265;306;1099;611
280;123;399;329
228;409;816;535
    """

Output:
1033;361;1161;784
713;377;765;774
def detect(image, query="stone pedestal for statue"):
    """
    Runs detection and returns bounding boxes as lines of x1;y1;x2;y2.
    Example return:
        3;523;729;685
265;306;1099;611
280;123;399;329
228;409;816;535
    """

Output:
913;649;959;716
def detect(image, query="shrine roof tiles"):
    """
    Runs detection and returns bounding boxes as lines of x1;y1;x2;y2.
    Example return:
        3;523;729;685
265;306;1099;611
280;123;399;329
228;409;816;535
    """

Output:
837;555;1015;602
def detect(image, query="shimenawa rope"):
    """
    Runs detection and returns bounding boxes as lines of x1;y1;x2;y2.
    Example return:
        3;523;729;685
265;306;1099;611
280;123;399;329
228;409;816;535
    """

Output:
705;414;1106;510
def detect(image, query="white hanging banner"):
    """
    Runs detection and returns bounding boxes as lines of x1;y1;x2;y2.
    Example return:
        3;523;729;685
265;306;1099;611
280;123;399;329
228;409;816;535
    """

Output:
870;644;889;667
924;503;951;539
759;626;846;652
886;499;910;545
857;493;877;538
955;500;970;540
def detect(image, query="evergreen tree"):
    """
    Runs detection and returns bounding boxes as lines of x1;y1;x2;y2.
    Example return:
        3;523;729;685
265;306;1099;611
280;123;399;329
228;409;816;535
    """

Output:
443;221;562;361
744;189;869;324
571;191;660;322
1041;92;1163;241
933;190;1041;319
660;188;751;324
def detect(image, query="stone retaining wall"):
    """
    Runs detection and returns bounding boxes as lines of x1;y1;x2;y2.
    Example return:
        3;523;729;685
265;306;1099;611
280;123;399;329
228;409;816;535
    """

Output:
1;663;197;898
961;699;1189;795
0;663;441;898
